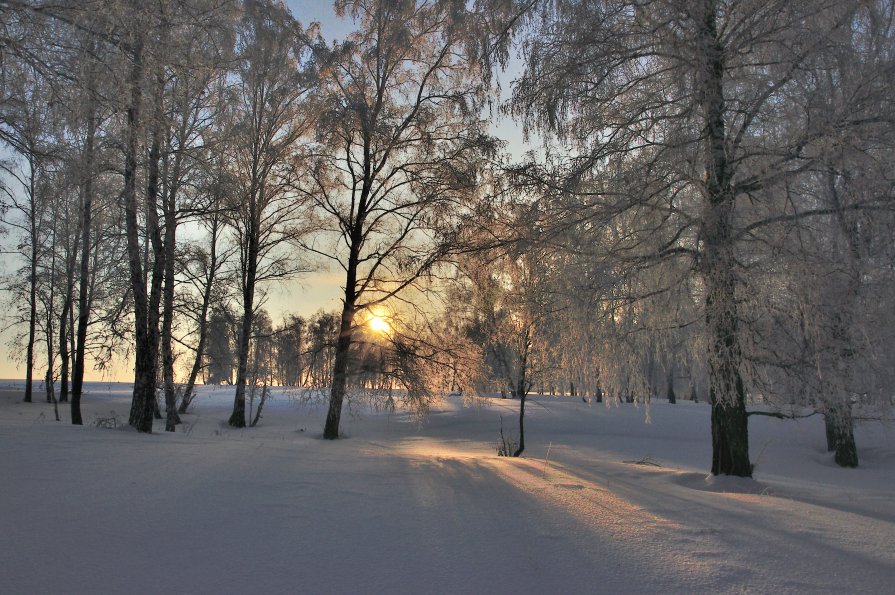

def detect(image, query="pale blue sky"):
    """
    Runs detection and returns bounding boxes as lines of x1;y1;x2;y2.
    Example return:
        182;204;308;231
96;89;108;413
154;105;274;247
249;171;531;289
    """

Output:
286;0;355;39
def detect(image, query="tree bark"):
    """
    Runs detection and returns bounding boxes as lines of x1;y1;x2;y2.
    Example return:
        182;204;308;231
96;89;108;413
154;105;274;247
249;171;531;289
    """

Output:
699;1;751;477
323;298;356;439
512;356;528;457
122;29;156;433
709;372;751;476
323;181;365;439
228;306;251;428
44;221;58;404
666;361;676;404
58;226;76;403
824;169;861;467
24;154;38;404
824;402;858;467
161;137;183;431
162;237;178;432
145;73;166;425
228;227;258;428
71;63;98;426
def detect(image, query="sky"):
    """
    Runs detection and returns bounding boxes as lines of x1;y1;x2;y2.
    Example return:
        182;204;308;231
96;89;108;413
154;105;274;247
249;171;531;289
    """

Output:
0;0;530;382
286;0;356;40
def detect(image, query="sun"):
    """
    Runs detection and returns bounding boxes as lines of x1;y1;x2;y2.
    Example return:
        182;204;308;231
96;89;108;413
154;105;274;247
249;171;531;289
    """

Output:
368;315;391;334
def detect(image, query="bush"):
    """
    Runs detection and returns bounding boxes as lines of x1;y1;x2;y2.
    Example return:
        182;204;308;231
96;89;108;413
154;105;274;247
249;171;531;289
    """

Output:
496;416;518;457
92;412;121;429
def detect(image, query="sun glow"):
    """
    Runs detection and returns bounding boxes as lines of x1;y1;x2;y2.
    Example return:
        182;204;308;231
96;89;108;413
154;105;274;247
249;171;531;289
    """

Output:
368;315;391;334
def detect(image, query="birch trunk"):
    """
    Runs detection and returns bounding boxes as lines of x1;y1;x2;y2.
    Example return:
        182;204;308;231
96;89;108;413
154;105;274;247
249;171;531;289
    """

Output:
699;0;751;477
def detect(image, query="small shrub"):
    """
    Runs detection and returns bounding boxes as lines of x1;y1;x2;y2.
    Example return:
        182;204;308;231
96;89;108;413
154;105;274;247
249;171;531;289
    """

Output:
496;416;518;457
92;412;121;429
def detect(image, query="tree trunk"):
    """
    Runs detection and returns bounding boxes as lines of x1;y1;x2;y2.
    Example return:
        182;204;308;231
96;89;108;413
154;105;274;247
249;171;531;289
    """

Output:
24;155;39;404
823;169;861;467
512;376;527;457
824;402;858;468
71;67;98;426
161;165;181;431
160;84;191;428
68;292;75;398
667;361;676;404
228;248;257;428
700;1;751;477
58;208;78;404
323;209;364;439
512;343;530;457
146;80;166;426
58;229;75;404
709;375;751;476
824;412;836;452
44;356;54;405
323;299;356;439
250;383;268;427
58;300;70;403
122;30;156;433
44;222;57;404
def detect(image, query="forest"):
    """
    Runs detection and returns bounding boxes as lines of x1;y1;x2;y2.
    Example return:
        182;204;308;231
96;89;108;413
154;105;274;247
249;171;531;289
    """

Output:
2;0;894;479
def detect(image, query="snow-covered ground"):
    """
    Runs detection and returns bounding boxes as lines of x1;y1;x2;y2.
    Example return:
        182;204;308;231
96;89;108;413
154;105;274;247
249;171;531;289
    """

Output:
1;380;893;594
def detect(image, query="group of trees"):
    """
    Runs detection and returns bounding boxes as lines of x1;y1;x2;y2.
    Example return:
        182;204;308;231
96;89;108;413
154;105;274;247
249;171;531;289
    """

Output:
2;0;894;474
0;0;482;435
198;309;343;390
464;0;895;472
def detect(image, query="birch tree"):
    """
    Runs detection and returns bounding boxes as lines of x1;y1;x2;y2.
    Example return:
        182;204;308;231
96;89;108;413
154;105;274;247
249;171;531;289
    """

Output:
154;0;236;430
500;0;894;476
301;0;495;439
460;234;556;456
0;55;56;404
224;0;318;427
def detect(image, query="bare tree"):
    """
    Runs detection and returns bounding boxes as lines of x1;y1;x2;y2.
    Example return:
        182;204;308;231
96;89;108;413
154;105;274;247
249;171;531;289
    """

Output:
274;314;305;387
154;0;236;430
176;177;234;413
224;0;318;427
69;17;105;426
304;310;338;388
299;0;495;439
459;230;557;455
0;54;56;404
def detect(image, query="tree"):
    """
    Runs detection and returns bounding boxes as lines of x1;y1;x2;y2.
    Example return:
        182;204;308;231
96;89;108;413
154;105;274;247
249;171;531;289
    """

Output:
301;0;495;439
117;0;165;433
0;53;57;404
69;12;106;426
707;0;895;468
0;0;133;423
275;314;305;386
177;174;234;412
224;0;317;427
204;306;236;385
153;0;236;430
501;0;894;476
460;234;556;456
305;311;338;388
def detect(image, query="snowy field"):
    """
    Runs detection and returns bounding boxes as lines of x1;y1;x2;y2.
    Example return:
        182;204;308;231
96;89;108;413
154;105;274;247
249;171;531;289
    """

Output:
1;381;894;594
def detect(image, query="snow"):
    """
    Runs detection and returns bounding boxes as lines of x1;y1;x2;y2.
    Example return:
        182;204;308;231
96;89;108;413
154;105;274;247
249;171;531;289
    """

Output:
1;381;893;594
